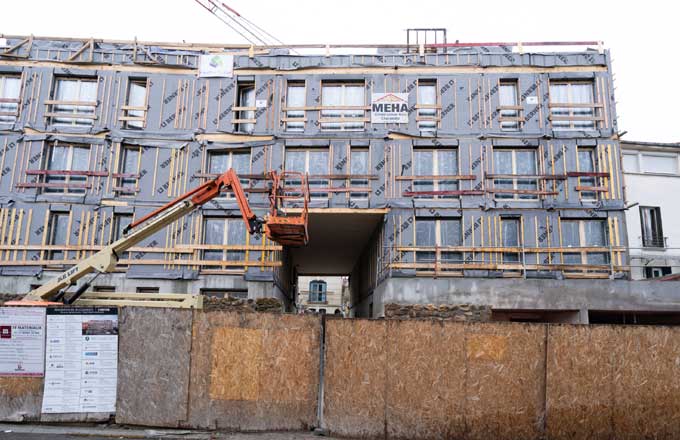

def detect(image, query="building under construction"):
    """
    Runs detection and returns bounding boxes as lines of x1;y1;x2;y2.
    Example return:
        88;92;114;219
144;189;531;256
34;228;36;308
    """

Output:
0;31;678;322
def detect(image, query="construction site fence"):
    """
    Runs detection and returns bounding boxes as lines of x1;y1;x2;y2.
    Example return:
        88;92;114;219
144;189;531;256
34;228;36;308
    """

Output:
2;307;680;439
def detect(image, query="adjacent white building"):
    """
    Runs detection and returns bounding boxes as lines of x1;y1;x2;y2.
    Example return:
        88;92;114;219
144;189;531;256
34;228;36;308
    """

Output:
621;140;680;279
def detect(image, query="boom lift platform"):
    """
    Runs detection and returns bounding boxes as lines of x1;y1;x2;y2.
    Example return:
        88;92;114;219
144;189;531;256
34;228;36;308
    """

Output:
11;169;309;306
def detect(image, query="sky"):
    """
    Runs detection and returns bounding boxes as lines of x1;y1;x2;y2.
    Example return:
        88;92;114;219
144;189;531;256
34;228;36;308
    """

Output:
1;0;677;142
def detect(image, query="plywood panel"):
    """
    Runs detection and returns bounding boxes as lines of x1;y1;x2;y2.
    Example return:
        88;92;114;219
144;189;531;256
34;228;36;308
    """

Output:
546;325;615;440
116;307;193;427
386;320;466;440
612;326;680;440
324;319;387;438
0;377;43;422
187;311;320;431
465;323;546;440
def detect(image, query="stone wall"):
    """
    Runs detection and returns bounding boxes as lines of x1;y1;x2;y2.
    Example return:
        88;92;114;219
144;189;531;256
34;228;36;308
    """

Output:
384;303;491;321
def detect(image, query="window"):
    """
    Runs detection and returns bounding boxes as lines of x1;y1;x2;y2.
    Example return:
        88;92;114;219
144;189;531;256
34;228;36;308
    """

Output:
412;149;458;198
0;74;21;123
308;280;327;302
549;81;596;130
561;219;609;266
136;287;160;294
42;142;90;194
48;77;97;126
493;149;538;200
641;154;678;175
235;82;255;133
46;212;69;261
640;207;665;248
415;218;462;265
622;153;639;173
206;149;250;192
501;218;521;263
577;147;597;201
285;148;329;198
350;148;369;199
115;145;141;194
320;81;365;131
92;286;116;293
644;267;672;279
499;80;520;131
112;213;132;263
122;78;147;129
285;81;305;132
202;217;246;262
417;80;437;132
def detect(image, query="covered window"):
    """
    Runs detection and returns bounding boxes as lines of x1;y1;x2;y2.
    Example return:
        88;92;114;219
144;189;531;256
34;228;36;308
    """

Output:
415;218;462;265
622;153;639;173
501;217;521;263
412;149;458;198
0;74;21;123
640;207;665;248
549;81;596;130
235;82;255;133
285;81;306;132
641;154;678;175
285;148;329;198
112;213;133;264
308;280;327;302
577;147;598;201
417;80;437;132
115;145;141;195
499;80;520;131
350;148;369;199
48;77;97;127
122;78;147;129
320;81;365;131
201;217;247;263
46;212;69;261
644;267;672;279
493;149;538;200
42;142;90;194
561;219;609;266
206;149;250;192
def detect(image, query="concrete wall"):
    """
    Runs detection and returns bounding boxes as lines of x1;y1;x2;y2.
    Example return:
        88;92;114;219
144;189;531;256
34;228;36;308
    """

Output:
371;277;680;319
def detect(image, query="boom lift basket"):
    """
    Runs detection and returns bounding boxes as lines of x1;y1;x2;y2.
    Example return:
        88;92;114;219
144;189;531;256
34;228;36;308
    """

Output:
265;171;310;246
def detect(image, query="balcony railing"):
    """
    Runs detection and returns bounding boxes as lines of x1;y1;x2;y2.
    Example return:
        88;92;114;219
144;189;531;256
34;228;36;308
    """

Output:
642;235;667;249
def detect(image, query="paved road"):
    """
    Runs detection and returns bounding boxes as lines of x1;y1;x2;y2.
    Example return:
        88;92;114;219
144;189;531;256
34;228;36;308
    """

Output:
0;431;327;439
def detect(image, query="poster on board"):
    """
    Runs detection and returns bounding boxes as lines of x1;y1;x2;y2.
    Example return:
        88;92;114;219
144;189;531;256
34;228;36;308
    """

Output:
42;307;118;414
198;54;234;77
0;307;46;377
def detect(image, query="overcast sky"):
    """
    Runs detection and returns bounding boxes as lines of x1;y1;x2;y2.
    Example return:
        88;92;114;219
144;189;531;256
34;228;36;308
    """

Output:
1;0;676;142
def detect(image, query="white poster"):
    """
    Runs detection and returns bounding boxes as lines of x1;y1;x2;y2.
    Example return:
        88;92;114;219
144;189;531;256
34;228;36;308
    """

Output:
42;307;118;414
371;93;409;124
0;307;46;377
198;54;234;78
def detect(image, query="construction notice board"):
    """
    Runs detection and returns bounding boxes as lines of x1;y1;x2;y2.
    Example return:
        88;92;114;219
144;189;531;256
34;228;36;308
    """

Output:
42;307;118;414
0;307;46;376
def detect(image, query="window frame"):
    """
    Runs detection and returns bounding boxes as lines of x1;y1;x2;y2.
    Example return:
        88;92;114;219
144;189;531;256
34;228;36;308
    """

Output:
205;148;251;197
308;280;327;303
414;217;463;267
284;80;306;132
640;206;665;248
498;79;521;131
320;81;366;131
47;76;98;127
500;217;522;264
560;218;610;267
46;211;70;262
0;73;22;124
121;77;149;130
41;141;91;194
411;148;459;199
284;147;330;199
492;148;539;200
349;147;370;200
114;144;142;196
201;216;248;265
576;147;598;201
234;82;255;133
548;80;597;131
416;79;439;133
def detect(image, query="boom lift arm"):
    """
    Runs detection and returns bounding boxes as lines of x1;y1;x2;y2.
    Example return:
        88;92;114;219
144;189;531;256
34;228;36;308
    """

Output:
20;168;308;304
